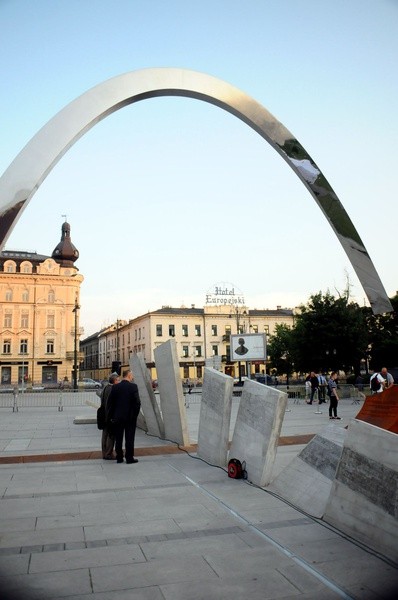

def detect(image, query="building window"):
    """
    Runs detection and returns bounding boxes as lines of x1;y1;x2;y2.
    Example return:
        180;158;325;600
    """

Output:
47;314;55;328
5;290;12;301
238;323;244;334
46;339;54;354
134;329;137;341
197;366;203;378
139;328;141;340
48;290;55;303
182;324;188;337
225;325;231;334
195;345;202;357
156;324;162;337
211;324;217;336
3;339;11;354
20;339;28;354
183;366;189;379
182;345;189;358
169;324;175;337
22;290;29;302
212;345;218;356
4;313;12;328
21;313;29;328
263;325;269;334
195;324;201;337
252;324;258;333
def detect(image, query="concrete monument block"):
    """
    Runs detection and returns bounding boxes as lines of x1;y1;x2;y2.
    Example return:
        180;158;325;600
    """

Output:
229;380;287;487
324;418;398;562
130;353;164;438
268;423;347;518
197;368;233;466
153;340;190;446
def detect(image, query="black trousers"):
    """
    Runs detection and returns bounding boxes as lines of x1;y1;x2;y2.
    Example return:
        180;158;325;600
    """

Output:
329;396;338;417
114;415;138;461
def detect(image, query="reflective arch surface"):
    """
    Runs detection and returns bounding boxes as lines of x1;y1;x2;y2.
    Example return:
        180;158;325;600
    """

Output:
0;68;392;313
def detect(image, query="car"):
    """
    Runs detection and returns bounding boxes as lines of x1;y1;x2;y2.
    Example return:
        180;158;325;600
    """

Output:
80;377;101;389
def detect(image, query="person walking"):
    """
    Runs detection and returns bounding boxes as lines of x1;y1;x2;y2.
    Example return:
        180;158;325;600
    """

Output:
327;371;341;420
99;372;119;459
107;369;141;464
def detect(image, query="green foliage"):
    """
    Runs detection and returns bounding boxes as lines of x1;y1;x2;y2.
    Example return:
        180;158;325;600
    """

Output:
366;293;398;369
268;288;397;376
268;289;370;375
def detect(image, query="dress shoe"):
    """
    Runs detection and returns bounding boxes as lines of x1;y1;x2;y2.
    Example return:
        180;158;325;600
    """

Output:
116;459;124;463
126;458;138;464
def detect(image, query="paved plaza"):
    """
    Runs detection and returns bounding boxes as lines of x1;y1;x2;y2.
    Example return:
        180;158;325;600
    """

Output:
0;392;397;599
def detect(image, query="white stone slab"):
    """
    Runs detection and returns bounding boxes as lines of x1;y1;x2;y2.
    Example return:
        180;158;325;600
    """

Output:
197;368;233;466
153;340;189;446
130;352;164;438
324;418;398;562
229;380;287;487
268;423;346;518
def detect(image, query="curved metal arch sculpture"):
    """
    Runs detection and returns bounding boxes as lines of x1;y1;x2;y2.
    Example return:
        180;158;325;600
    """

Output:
0;68;391;313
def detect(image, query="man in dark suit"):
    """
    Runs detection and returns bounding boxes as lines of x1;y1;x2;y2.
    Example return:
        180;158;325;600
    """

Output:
107;369;141;464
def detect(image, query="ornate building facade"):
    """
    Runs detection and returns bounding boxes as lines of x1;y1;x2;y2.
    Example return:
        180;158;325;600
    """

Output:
0;222;83;386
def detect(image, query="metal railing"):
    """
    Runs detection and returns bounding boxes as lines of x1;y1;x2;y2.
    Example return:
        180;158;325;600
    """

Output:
0;389;98;412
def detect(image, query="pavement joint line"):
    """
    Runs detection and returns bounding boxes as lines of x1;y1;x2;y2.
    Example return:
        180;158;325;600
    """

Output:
1;481;192;500
167;461;355;600
0;525;249;557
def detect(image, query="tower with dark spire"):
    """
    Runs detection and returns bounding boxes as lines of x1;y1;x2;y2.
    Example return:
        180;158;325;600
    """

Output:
52;221;79;267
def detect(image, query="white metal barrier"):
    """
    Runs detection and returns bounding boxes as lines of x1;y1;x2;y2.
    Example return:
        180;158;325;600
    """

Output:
0;390;98;411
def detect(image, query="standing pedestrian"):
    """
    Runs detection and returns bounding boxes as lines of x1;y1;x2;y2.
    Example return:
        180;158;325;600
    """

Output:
327;371;341;420
99;372;119;459
318;372;327;404
107;369;141;464
380;367;394;389
370;371;386;394
307;371;319;404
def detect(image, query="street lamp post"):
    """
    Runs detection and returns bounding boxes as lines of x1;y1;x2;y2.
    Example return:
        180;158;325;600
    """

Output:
72;295;80;391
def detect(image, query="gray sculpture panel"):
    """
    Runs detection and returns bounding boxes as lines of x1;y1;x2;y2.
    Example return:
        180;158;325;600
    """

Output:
0;68;391;313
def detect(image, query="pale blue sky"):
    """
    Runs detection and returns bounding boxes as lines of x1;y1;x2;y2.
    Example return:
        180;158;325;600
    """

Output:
1;0;397;336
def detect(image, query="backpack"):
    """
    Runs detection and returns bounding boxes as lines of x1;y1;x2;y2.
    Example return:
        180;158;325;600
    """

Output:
370;374;380;392
228;458;247;479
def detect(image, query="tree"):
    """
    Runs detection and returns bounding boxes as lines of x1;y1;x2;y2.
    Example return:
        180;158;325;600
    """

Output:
367;293;398;370
268;323;294;376
290;290;369;374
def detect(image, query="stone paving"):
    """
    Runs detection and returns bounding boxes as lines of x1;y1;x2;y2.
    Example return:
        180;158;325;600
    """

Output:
0;393;397;599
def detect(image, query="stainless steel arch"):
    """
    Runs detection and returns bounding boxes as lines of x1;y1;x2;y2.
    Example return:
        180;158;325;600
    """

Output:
0;68;392;313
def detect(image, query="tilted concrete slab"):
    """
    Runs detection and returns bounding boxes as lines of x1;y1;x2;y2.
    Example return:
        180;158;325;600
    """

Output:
324;418;398;562
130;352;164;438
153;340;190;446
268;422;347;518
229;381;287;487
197;368;233;467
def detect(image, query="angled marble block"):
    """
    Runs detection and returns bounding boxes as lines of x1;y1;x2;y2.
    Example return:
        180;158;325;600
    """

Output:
130;353;164;438
268;423;346;518
153;340;190;446
197;368;233;466
324;418;398;562
229;380;287;487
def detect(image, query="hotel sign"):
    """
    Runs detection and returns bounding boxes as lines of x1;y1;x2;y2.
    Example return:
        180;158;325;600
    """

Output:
205;283;245;306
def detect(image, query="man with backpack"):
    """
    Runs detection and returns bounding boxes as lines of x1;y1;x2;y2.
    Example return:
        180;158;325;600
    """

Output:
370;371;386;394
